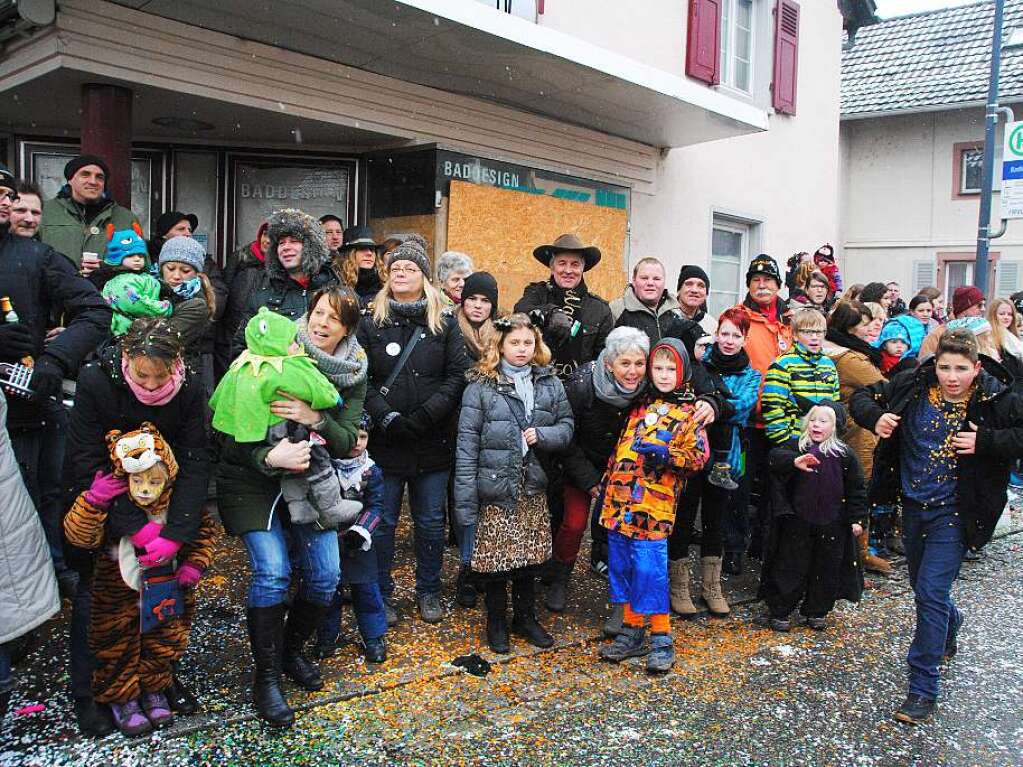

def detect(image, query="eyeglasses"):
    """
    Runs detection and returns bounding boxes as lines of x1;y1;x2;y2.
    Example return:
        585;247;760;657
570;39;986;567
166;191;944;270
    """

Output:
799;330;826;337
389;266;421;275
0;190;18;203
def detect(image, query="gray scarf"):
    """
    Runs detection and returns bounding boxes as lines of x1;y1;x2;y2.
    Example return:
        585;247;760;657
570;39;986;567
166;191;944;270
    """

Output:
592;349;644;409
500;359;534;456
296;317;368;390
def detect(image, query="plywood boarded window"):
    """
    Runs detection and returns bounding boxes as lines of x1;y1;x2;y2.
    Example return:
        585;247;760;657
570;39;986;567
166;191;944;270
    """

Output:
445;180;628;310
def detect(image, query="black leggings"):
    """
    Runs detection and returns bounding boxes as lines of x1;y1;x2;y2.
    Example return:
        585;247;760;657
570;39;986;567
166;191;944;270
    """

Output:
668;472;725;559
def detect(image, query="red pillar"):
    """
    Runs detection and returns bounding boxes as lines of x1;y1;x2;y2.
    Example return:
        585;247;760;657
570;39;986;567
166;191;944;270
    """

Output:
80;84;133;207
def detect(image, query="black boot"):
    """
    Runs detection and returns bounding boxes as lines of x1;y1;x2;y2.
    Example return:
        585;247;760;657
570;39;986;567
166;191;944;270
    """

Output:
484;582;510;654
511;577;554;648
456;564;478;608
545;561;571;613
165;673;199;715
246;605;295;728
282;599;329;691
722;551;743;576
74;696;115;738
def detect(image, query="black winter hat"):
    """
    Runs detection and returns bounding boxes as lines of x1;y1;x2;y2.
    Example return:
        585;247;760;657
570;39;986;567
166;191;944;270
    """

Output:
676;264;710;292
858;282;888;305
746;254;781;286
814;399;848;435
64;154;111;182
461;271;499;317
154;211;198;241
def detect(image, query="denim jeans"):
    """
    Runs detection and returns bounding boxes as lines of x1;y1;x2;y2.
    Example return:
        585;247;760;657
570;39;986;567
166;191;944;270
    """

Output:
902;501;965;699
10;405;69;576
241;513;340;608
318;582;388;644
375;470;449;599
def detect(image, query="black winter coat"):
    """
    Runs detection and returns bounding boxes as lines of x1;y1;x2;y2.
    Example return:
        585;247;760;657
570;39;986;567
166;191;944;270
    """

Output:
610;288;703;351
357;309;470;475
64;343;212;545
220;244;267;363
850;356;1023;550
0;232;111;429
513;279;613;379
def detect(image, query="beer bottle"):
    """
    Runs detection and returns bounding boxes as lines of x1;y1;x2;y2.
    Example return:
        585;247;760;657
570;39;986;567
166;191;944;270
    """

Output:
1;296;34;367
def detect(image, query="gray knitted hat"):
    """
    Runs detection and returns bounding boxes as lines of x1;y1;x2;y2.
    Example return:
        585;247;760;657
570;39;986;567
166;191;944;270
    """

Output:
158;236;206;273
386;234;431;276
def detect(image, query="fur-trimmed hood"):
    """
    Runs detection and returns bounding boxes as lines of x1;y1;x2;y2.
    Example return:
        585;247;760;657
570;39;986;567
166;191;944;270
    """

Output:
265;208;332;283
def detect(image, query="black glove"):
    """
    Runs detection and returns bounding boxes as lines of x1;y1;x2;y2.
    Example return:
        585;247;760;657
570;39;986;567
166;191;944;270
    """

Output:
545;309;572;347
29;356;64;402
0;323;35;362
386;415;419;443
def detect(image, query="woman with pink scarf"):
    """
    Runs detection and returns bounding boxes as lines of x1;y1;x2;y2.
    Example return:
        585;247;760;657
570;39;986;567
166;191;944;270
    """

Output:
62;317;212;737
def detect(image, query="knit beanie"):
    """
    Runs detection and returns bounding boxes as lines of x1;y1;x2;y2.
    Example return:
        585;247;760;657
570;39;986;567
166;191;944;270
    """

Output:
745;254;781;286
64;154;111;181
461;271;499;316
814;399;848;434
676;264;710;292
858;282;888;305
878;317;912;349
386;234;431;275
952;286;985;317
104;229;148;267
158;236;206;273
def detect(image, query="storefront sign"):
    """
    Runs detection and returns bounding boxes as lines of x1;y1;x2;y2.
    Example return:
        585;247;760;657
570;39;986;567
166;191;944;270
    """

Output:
234;162;350;245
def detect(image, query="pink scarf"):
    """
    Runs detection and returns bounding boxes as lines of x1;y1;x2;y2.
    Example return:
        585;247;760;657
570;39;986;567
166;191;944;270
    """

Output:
121;357;185;406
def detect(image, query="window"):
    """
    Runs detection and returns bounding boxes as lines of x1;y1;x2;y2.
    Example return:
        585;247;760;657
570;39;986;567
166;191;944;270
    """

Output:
961;148;983;194
953;141;1002;197
709;217;752;316
474;0;540;21
936;252;999;304
720;0;755;92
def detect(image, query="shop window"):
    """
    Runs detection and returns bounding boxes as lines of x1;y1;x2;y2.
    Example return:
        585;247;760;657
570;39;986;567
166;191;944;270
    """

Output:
709;216;755;316
173;150;220;260
721;0;755;93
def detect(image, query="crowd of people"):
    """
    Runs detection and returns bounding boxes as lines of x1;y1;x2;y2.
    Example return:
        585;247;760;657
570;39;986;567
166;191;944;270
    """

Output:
2;154;1022;740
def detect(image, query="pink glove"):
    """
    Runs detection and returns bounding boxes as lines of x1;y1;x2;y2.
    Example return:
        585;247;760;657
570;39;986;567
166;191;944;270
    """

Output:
138;535;182;568
130;521;164;548
175;562;204;587
84;471;128;508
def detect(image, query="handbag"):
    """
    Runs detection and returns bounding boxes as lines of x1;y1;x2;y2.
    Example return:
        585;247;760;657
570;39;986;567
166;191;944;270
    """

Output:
140;563;184;634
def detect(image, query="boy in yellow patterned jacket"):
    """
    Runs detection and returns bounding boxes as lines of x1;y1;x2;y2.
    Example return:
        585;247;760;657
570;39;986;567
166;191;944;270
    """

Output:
598;338;710;673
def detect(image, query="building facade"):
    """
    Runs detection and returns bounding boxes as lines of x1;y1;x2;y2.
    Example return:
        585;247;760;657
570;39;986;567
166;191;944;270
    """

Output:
0;0;848;312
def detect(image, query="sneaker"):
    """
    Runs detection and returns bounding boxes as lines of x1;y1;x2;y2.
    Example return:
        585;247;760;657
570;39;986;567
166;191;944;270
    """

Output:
384;599;399;627
753;613;790;632
646;634;675;674
364;637;387;664
599;625;649;663
109;699;153;737
603;604;625;638
944;610;963;662
894;693;936;725
312;639;340;661
707;463;739;491
806;616;827;631
417;593;444;624
590;559;609;579
140;692;174;728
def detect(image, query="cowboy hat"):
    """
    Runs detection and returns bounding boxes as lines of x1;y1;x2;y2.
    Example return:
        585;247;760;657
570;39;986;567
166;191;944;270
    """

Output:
532;233;601;272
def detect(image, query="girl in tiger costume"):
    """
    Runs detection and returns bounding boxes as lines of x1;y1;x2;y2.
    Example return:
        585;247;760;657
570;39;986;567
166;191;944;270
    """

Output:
64;422;218;737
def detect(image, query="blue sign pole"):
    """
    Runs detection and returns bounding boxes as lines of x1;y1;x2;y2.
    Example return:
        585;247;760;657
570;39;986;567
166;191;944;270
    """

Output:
976;0;1006;294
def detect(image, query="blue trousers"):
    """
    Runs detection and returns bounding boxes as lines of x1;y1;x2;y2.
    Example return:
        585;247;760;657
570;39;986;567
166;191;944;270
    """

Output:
902;502;965;699
607;529;670;615
241;513;340;608
375;470;449;599
319;582;388;644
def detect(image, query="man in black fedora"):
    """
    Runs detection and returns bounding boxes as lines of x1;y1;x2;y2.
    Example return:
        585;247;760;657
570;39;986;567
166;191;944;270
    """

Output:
514;233;614;379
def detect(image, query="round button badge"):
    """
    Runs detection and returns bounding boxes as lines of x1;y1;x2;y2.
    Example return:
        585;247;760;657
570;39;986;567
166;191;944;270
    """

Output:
385;342;401;357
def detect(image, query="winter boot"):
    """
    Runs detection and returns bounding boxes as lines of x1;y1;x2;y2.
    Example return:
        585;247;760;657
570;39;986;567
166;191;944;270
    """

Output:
894;693;936;725
74;696;115;738
364;637;387;664
510;577;554;649
456;564;478;608
484;582;510;654
646;633;675;674
722;551;744;575
699;557;731;617
603;603;625;638
669;559;700;618
545;560;571;613
860;523;893;575
282;599;329;691
166;674;199;715
600;624;649;662
707;462;739;491
246;604;295;728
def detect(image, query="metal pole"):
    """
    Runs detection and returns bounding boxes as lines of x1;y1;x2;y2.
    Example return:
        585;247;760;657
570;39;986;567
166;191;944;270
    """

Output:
976;0;1006;292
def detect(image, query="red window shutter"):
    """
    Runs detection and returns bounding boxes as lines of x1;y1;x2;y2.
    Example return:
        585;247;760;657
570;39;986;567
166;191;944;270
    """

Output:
772;0;800;114
686;0;721;85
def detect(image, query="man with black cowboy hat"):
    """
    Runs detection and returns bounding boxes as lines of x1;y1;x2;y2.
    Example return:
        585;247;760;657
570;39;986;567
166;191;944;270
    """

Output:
514;233;614;380
39;154;139;272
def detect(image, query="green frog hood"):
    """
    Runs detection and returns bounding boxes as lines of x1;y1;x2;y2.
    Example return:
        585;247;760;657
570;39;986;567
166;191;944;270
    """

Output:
245;306;298;356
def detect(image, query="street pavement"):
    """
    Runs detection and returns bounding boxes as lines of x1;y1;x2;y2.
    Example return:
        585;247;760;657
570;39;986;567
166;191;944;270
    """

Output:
2;524;1021;766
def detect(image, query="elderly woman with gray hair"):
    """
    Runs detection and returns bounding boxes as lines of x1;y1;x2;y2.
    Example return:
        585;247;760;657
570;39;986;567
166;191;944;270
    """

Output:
436;251;474;307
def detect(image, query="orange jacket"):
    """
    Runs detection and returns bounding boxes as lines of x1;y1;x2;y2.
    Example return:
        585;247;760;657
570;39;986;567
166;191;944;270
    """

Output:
738;296;793;424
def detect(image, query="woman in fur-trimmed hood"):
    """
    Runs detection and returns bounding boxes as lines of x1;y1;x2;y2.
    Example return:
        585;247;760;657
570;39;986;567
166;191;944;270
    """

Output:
229;208;339;358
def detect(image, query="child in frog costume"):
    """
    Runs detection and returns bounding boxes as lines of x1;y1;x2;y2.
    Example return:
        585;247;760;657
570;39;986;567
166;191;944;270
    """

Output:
96;228;172;337
210;307;361;530
63;422;219;737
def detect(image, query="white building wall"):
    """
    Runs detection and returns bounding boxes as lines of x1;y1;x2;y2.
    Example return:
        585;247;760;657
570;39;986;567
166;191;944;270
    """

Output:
841;106;1023;298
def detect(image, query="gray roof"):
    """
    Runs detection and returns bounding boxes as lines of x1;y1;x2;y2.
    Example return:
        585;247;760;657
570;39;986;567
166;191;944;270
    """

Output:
842;0;1023;118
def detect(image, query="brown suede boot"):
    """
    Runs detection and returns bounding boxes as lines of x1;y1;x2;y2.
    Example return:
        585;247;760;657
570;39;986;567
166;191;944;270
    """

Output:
669;559;700;618
699;557;731;617
859;523;893;575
